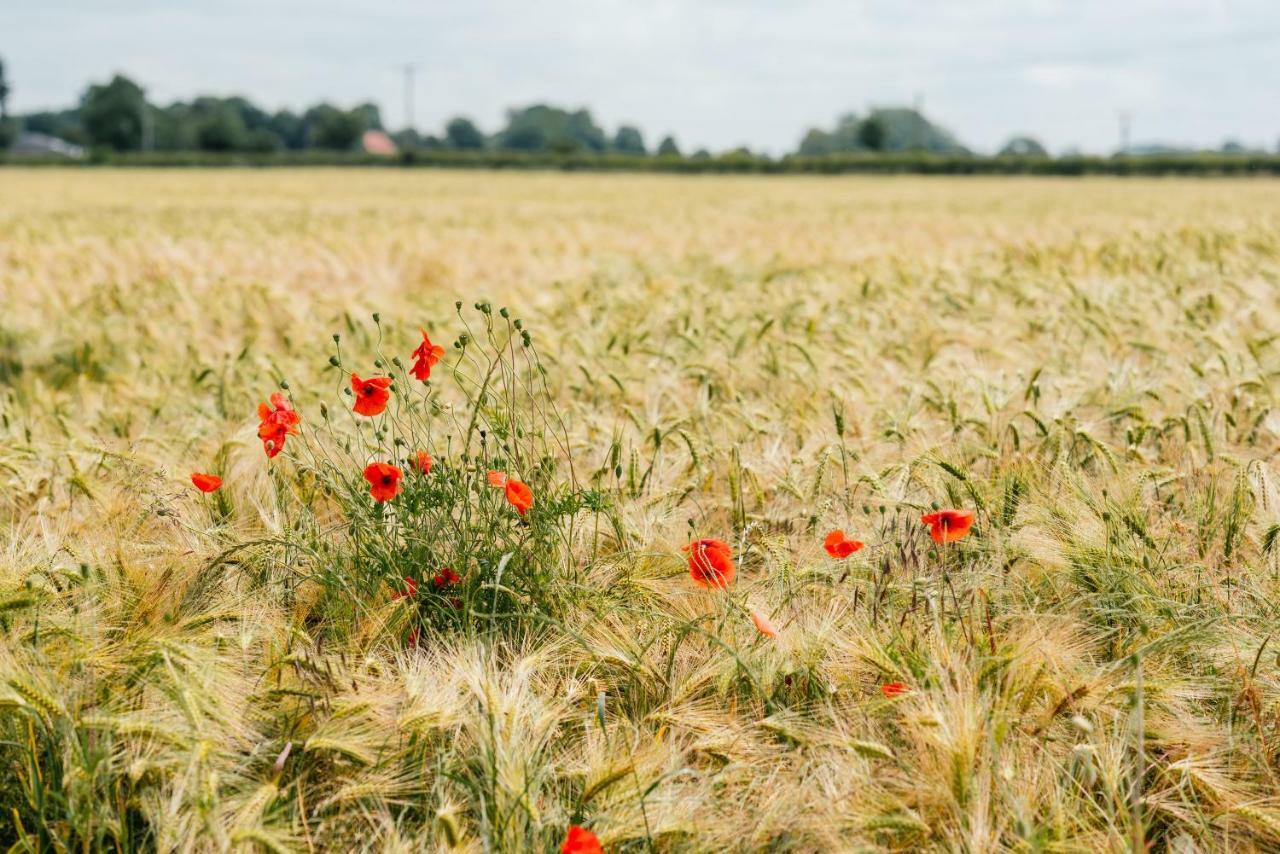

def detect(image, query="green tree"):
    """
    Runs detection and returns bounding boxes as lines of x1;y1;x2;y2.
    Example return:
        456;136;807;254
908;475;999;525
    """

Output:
81;75;147;151
497;105;606;152
857;117;886;151
0;57;10;118
306;104;365;150
657;135;680;156
445;117;485;149
195;104;246;151
998;135;1048;157
0;58;14;150
613;125;646;155
797;129;834;155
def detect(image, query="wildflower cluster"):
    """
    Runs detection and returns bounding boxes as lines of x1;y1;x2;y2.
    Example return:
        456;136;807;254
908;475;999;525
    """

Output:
189;306;600;639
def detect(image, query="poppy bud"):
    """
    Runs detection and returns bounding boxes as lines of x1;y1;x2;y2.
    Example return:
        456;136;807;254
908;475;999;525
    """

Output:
459;333;470;344
332;333;341;343
514;319;523;329
372;312;381;323
329;356;340;367
455;300;463;310
280;380;289;390
391;356;402;367
499;307;509;318
319;402;328;418
375;359;384;368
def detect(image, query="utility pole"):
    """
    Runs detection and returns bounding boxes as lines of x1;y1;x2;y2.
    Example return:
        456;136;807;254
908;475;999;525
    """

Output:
398;63;417;132
1118;110;1132;155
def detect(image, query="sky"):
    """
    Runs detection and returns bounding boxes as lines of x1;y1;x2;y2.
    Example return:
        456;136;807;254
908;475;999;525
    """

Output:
3;0;1278;155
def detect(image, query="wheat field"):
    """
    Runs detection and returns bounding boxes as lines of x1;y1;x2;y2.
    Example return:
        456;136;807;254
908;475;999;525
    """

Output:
4;169;1280;851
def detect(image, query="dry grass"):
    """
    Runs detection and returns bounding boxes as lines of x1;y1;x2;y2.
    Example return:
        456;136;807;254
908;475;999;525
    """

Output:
3;169;1280;851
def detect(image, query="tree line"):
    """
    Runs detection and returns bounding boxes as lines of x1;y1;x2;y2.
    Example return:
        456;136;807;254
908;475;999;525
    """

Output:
2;64;1275;162
2;72;694;157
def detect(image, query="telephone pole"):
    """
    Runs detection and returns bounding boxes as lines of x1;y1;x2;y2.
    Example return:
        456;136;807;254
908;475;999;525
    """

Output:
1118;111;1132;155
398;63;417;132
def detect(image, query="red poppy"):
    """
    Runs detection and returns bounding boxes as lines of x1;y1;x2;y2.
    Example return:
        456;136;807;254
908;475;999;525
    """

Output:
486;470;507;487
413;451;433;475
561;826;602;854
411;328;446;382
191;472;222;493
393;577;418;600
505;480;534;516
257;392;300;458
351;373;392;417
363;462;403;503
682;539;736;589
750;607;778;639
920;509;975;544
881;682;909;698
432;567;461;589
823;530;865;559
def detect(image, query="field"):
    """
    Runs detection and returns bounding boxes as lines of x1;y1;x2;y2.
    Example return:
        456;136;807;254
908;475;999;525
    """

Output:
3;169;1280;851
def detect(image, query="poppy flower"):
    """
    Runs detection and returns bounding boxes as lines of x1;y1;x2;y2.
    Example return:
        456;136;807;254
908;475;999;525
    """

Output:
351;373;392;417
750;607;779;639
682;538;736;589
505;480;534;516
920;509;975;544
393;577;418;600
191;472;222;493
823;530;865;559
363;462;402;503
413;451;433;475
881;682;909;698
410;328;446;382
486;470;507;487
432;567;461;589
257;392;300;458
561;826;602;854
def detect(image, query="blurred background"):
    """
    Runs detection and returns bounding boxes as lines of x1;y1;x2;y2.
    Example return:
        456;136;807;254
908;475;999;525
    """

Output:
0;0;1277;163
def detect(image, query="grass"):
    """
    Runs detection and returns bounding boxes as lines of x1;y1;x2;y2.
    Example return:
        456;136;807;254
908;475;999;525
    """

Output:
2;168;1280;850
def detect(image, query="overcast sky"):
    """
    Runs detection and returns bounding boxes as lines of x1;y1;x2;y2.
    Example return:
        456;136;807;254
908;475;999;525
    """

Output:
3;0;1278;154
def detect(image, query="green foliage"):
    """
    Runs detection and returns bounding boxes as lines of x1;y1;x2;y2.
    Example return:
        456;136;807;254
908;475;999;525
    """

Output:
999;135;1049;157
799;107;968;155
612;125;646;155
80;74;146;151
656;135;680;156
445;116;485;150
497;104;607;153
858;116;886;151
306;104;366;150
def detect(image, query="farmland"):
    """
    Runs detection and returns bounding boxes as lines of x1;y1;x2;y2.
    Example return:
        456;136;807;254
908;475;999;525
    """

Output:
3;169;1280;850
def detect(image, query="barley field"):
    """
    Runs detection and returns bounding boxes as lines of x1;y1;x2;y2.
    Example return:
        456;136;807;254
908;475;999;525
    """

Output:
4;169;1280;852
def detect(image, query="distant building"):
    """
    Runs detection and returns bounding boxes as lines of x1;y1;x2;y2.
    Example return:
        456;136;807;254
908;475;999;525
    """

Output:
361;130;397;156
9;131;85;159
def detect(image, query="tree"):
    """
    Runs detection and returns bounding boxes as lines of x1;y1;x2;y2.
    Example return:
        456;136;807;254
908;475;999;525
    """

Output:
0;57;10;118
497;105;606;153
445;117;485;149
613;125;646;155
857;116;886;151
306;105;365;150
81;75;147;151
797;129;833;156
0;58;14;150
657;135;680;156
195;105;246;151
998;135;1048;156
